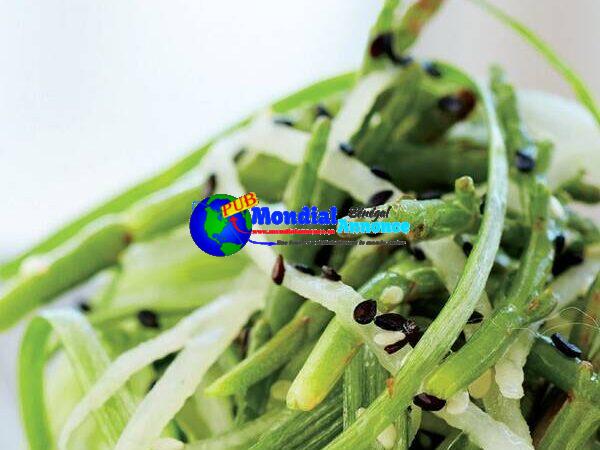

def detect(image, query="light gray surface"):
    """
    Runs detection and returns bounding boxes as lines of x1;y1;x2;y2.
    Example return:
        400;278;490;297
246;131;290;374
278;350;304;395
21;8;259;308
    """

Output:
1;0;599;447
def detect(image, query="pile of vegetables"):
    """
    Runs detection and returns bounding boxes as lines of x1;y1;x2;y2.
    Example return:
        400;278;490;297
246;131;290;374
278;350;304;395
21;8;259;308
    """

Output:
1;1;599;449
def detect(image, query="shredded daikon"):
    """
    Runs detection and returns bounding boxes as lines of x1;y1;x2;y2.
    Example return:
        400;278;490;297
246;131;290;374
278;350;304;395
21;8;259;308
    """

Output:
494;332;528;399
153;438;185;450
519;90;600;188
115;327;242;450
246;114;309;165
320;70;402;203
59;268;266;450
245;116;401;204
445;390;470;415
420;237;493;318
436;402;533;450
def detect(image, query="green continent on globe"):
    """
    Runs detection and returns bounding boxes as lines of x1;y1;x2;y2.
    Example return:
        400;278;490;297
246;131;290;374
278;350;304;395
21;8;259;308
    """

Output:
204;206;228;245
221;242;243;254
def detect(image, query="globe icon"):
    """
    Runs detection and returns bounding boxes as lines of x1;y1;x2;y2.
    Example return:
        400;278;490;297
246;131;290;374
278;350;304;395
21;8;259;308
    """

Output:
189;194;253;257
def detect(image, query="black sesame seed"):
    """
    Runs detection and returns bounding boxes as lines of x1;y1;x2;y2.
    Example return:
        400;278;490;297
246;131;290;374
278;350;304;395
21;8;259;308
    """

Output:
417;190;443;200
233;148;247;163
77;301;92;313
403;320;422;346
374;313;407;331
406;329;423;347
138;310;160;329
370;166;392;181
204;173;217;197
339;142;355;156
321;265;342;282
354;300;378;325
367;190;393;207
369;32;413;66
402;318;419;334
423;61;442;78
413;393;446;411
370;33;394;59
438;90;476;120
411;246;426;261
451;332;467;352
394;54;414;66
467;311;484;324
273;117;295;127
271;254;285;285
294;264;316;275
553;234;566;255
515;150;536;173
384;338;409;354
462;241;473;256
458;90;477;118
316;104;332;118
438;95;462;114
550;333;582;359
552;247;584;276
314;245;333;267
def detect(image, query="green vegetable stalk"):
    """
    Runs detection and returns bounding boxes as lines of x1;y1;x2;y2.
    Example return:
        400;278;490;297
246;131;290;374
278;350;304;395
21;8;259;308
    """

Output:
324;76;508;450
425;182;555;399
264;118;331;332
287;251;444;411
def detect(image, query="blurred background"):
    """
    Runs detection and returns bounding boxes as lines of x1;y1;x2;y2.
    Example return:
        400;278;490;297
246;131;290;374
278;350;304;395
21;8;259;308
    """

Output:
1;0;599;446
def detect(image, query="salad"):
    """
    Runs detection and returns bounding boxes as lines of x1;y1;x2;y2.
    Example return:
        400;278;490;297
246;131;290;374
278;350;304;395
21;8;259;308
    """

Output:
2;1;599;449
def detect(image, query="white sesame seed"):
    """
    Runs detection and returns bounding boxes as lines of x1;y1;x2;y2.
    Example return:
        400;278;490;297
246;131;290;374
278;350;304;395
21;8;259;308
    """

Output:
374;331;406;347
380;286;405;308
370;113;382;127
377;423;397;449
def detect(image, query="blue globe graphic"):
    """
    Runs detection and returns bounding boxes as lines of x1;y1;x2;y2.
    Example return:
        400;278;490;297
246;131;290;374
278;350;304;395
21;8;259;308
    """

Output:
189;194;252;257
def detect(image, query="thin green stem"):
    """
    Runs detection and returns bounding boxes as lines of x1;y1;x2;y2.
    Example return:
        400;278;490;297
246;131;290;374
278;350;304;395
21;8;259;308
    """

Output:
470;0;600;127
526;335;600;405
392;0;446;55
360;0;401;74
385;176;481;241
324;76;508;450
536;396;600;450
0;73;356;281
185;408;293;450
0;219;130;331
250;386;343;450
206;302;331;396
265;118;331;331
529;336;600;449
425;183;554;398
235;318;272;424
